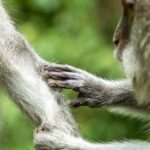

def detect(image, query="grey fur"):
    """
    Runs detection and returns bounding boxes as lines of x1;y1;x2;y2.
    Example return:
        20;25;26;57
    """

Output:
1;0;150;149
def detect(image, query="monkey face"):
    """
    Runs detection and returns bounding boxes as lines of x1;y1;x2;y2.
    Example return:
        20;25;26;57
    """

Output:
113;0;136;61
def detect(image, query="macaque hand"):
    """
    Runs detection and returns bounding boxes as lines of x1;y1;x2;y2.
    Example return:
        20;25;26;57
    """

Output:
42;64;106;108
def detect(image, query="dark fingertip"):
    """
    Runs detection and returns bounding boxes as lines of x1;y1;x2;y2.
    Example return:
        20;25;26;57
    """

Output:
44;64;49;68
69;101;80;108
43;65;49;70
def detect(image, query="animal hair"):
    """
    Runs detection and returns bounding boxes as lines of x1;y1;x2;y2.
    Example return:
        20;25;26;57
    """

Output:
0;0;150;150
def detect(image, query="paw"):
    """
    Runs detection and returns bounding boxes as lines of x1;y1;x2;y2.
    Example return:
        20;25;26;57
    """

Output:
41;64;102;108
42;64;87;91
70;95;101;108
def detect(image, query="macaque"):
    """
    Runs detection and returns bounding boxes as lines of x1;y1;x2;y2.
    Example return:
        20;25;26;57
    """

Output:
44;0;150;111
42;0;150;148
1;0;150;149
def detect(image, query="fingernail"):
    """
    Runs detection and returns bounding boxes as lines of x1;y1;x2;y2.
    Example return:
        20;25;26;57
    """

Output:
48;80;57;87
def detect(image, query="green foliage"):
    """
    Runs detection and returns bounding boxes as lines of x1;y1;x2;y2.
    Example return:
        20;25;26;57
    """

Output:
0;0;148;149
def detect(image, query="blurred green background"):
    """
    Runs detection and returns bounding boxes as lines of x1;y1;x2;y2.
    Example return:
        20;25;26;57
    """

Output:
0;0;149;149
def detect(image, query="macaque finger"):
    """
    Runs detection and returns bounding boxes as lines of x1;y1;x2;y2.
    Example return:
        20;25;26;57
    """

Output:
69;99;88;108
44;72;79;80
47;79;81;90
44;64;78;73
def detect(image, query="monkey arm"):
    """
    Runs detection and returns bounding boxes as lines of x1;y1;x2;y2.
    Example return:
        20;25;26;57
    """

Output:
43;64;150;111
0;2;82;149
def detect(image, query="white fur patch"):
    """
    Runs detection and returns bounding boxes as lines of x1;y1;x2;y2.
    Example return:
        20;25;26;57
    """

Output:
122;44;139;79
